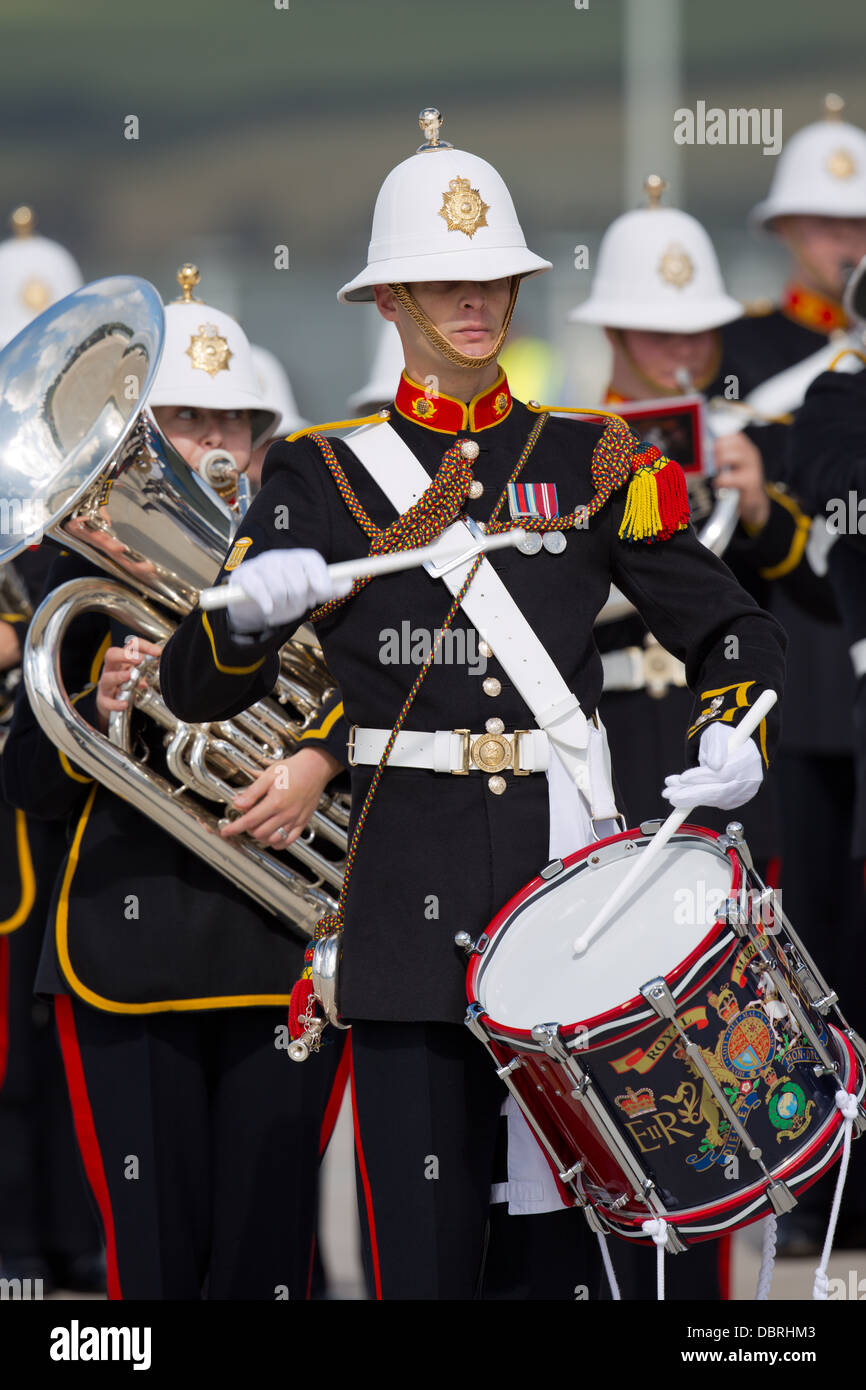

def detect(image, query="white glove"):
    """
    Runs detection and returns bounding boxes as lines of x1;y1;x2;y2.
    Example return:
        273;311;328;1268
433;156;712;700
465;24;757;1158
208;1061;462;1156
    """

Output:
662;721;763;812
226;549;351;635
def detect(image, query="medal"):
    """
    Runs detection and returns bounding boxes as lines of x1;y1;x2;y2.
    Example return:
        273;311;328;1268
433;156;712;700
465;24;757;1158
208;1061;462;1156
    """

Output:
517;531;542;555
542;531;566;554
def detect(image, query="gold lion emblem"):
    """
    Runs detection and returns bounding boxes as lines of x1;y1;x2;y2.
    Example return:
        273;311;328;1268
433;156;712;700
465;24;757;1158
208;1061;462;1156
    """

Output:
439;177;489;239
186;323;233;377
827;147;856;179
658;242;694;289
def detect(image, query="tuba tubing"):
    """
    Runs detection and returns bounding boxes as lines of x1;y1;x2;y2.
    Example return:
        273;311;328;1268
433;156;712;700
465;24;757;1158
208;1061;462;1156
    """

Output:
24;575;341;940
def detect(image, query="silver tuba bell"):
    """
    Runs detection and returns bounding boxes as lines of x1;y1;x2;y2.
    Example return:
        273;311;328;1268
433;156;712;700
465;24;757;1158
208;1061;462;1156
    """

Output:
0;277;347;939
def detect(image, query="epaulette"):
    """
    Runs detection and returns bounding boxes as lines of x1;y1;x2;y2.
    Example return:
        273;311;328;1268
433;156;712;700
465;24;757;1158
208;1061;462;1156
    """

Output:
743;298;775;318
527;402;690;543
286;410;390;443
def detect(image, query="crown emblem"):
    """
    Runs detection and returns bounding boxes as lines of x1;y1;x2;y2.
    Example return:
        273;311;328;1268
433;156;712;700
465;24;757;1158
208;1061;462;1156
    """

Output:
615;1085;657;1119
494;391;509;414
827;147;857;180
658;242;694;288
186;323;232;377
440;176;490;240
411;395;437;420
708;985;739;1022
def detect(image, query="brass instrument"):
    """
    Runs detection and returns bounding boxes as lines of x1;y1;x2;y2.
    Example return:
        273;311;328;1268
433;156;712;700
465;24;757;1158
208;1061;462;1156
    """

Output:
0;277;347;939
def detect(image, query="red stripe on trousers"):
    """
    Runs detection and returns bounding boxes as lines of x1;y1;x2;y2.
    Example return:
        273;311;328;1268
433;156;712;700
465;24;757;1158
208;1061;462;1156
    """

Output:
349;1044;383;1300
717;1232;732;1300
0;938;9;1091
53;995;122;1300
319;1034;352;1157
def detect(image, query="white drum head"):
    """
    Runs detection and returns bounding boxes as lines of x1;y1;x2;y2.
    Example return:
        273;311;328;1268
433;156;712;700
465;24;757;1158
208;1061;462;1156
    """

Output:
477;836;733;1030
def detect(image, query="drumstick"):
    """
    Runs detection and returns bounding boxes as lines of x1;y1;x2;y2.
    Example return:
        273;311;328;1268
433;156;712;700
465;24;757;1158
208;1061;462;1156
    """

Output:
572;689;778;956
198;529;528;611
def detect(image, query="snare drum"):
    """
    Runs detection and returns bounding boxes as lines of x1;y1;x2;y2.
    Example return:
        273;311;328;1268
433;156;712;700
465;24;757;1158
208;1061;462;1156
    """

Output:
465;822;865;1246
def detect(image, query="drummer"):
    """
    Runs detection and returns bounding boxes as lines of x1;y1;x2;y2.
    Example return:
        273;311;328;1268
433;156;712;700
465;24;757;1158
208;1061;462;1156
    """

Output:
160;111;786;1300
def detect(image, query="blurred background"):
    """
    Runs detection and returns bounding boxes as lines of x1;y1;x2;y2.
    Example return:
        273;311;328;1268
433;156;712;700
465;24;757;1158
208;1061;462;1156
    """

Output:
1;0;864;415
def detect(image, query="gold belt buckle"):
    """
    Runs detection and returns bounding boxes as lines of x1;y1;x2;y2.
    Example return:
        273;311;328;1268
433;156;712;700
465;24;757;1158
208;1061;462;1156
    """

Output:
643;638;686;700
451;729;534;775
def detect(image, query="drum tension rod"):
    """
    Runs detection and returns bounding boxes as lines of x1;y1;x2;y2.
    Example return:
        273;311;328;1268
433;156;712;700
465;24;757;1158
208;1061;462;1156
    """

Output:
530;1021;684;1246
640;978;797;1217
463;1006;592;1209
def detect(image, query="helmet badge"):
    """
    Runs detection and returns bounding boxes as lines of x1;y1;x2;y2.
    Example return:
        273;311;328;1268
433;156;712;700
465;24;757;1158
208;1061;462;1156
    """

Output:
827;148;857;180
186;323;233;377
658;242;695;289
439;176;490;239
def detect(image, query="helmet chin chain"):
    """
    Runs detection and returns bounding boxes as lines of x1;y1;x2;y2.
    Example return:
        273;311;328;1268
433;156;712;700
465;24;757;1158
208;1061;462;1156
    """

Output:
611;327;723;397
389;278;520;369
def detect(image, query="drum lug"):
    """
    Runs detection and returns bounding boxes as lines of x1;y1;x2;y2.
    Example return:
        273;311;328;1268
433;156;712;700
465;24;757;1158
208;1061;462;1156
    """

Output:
720;902;749;938
558;1159;585;1183
454;931;489;957
724;821;754;871
640;977;678;1022
845;1028;866;1070
639;818;663;836
496;1057;523;1079
637;1179;656;1204
540;858;564;879
765;1180;797;1216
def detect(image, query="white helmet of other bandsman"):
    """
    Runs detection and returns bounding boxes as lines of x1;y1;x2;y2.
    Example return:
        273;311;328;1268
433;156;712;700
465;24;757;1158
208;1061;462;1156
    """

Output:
0;206;83;348
570;176;741;334
751;94;866;230
148;264;277;447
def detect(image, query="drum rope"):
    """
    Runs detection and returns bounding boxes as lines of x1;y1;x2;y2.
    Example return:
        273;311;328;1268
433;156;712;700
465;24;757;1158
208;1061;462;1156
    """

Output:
812;1090;860;1299
641;1217;668;1300
595;1232;621;1300
755;1214;777;1300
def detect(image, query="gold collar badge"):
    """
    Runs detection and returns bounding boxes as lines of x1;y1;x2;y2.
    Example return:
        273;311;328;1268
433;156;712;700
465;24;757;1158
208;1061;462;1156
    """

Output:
439;176;490;239
186;322;232;377
658;242;694;288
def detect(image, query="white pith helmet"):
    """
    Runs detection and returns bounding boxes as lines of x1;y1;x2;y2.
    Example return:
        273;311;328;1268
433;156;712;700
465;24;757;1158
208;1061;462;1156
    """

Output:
0;206;84;348
751;95;866;229
251;344;308;439
346;318;405;411
569;176;742;333
148;264;278;447
338;108;551;303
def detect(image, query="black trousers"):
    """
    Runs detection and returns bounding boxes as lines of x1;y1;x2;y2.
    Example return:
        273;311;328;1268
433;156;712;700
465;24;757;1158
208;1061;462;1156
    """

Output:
0;922;98;1260
55;994;348;1300
350;1021;610;1301
776;751;866;1224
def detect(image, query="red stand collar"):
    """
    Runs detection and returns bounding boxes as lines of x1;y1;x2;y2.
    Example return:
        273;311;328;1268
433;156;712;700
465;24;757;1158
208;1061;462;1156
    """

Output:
393;369;513;434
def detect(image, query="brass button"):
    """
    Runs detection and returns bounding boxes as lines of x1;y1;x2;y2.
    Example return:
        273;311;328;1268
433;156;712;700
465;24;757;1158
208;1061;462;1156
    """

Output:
482;677;501;697
488;775;507;795
479;640;492;658
485;717;505;734
468;479;484;499
459;439;480;461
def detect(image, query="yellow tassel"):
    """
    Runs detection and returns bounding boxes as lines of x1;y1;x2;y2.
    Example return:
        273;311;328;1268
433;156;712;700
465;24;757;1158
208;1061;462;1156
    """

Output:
619;466;661;541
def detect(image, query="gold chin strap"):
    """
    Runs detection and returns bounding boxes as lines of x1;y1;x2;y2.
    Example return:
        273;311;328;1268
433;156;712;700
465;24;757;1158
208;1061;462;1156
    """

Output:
388;278;520;369
611;327;722;396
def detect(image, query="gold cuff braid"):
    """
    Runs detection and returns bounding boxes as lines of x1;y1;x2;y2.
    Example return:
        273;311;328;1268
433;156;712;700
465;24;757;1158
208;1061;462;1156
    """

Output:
388;278;520;369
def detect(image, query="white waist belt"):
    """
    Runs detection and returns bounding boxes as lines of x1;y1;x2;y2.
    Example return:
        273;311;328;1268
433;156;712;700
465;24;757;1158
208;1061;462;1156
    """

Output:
348;726;550;774
601;644;687;695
